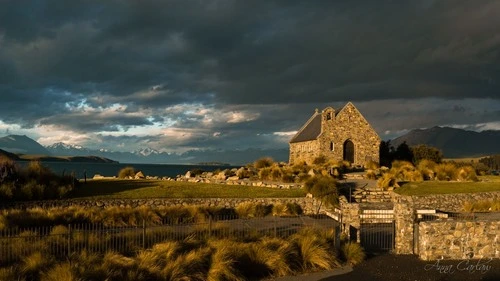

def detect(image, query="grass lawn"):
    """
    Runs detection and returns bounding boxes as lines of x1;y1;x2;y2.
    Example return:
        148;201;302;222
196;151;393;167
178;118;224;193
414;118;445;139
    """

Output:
395;175;500;196
68;179;306;199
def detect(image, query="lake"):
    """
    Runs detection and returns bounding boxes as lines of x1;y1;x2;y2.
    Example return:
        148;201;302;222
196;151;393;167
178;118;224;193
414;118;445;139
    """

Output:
19;162;234;179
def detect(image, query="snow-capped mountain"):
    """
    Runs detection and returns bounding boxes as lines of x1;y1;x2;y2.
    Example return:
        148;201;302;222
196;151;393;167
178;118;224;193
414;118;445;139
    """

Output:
46;142;92;156
134;147;160;156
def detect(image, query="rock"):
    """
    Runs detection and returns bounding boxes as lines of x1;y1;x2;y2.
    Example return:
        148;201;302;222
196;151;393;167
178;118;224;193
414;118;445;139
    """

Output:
215;172;227;181
227;176;239;181
93;174;104;179
134;171;145;179
308;169;316;177
185;171;191;178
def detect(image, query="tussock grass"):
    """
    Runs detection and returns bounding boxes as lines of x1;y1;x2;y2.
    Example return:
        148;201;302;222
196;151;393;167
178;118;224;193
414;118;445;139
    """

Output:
463;200;500;212
341;242;365;266
0;226;349;281
41;263;78;281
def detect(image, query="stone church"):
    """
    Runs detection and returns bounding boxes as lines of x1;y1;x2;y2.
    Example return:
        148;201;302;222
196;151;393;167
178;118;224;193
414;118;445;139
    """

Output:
289;102;380;166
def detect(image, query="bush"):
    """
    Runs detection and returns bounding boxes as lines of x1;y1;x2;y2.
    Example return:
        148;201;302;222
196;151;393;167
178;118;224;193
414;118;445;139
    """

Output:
254;157;274;169
118;167;136;179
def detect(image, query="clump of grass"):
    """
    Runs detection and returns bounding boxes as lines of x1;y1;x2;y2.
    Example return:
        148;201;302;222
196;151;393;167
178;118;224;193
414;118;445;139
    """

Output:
291;228;337;271
462;200;500;212
456;166;478;182
41;263;78;281
20;252;54;280
254;157;274;169
118;167;136;179
235;202;257;218
341;242;365;266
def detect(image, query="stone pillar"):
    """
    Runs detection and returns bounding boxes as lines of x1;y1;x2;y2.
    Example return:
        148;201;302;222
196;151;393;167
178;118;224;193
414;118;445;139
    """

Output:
340;198;361;241
393;195;416;254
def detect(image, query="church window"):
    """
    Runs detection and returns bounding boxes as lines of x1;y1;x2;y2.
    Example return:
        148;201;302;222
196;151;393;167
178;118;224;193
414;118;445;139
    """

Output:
330;141;334;151
326;112;332;120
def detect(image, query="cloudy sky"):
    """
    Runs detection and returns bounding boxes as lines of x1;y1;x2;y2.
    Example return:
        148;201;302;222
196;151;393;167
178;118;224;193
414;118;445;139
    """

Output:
1;0;499;153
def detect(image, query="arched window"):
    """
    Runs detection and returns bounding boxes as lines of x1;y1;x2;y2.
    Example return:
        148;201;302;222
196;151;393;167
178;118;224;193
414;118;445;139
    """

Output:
330;141;334;151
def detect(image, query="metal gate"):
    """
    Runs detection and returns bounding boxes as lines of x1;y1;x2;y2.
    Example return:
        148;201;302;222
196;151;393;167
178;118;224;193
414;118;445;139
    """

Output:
359;210;395;252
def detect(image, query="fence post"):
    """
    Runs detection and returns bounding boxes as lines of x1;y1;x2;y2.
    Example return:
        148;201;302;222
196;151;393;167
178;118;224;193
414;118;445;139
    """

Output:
208;215;212;237
273;216;277;238
68;224;72;258
142;219;146;249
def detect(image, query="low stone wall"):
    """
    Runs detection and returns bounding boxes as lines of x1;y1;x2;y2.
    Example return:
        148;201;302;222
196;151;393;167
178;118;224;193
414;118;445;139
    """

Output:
0;197;321;214
393;192;500;213
418;220;499;260
352;186;392;203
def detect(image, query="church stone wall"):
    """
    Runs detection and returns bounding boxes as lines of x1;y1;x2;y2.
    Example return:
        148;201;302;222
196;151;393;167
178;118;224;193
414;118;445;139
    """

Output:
289;140;320;165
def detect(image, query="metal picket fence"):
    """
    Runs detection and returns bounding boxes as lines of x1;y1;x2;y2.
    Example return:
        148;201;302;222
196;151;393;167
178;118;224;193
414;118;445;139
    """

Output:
0;214;338;265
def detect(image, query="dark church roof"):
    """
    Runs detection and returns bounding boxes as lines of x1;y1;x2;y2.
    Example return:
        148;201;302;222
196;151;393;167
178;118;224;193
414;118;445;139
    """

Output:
289;113;322;143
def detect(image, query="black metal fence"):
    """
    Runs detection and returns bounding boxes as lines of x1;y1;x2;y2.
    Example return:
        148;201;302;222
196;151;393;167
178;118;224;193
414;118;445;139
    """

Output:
0;214;338;265
359;209;395;252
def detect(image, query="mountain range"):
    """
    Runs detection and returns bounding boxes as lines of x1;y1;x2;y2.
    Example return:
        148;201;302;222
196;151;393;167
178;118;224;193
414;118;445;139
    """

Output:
391;126;500;158
0;135;288;165
1;126;499;164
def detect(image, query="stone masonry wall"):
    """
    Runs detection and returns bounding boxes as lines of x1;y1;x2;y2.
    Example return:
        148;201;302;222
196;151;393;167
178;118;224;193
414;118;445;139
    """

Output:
318;103;380;166
0;197;322;214
394;192;500;213
289;140;320;165
418;220;499;260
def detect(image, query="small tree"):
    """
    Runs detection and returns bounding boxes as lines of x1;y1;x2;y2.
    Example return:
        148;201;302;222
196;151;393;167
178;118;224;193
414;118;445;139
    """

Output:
304;176;339;207
411;144;443;164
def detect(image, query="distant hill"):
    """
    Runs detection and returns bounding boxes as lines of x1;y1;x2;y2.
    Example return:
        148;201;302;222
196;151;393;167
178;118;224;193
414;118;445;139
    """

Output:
0;148;20;161
391;126;500;158
0;135;51;155
18;155;118;163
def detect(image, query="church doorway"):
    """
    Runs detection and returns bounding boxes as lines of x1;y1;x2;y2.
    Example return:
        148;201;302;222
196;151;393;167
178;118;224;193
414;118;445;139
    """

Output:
343;140;355;163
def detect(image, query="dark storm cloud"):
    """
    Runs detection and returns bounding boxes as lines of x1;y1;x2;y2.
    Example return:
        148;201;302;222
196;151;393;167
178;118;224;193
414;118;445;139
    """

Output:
1;0;499;150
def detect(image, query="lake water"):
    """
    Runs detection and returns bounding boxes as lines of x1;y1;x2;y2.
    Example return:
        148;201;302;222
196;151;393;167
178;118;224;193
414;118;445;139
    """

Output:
19;162;234;179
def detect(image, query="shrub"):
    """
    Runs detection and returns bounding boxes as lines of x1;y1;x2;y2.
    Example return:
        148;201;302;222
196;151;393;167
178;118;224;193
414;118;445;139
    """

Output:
118;167;136;179
254;157;274;169
341;242;365;266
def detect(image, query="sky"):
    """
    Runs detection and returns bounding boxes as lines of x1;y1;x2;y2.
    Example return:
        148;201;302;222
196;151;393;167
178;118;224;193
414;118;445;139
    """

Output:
1;0;499;153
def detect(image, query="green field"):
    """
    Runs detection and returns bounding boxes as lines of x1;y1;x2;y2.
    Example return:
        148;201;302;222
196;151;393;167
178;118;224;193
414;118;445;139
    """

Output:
69;179;306;199
395;176;500;196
